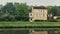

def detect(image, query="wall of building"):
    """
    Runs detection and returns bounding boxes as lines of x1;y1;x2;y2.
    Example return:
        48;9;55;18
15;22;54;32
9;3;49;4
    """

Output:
32;7;48;20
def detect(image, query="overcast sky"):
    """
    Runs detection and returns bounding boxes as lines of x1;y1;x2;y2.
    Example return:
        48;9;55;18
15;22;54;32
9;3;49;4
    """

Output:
0;0;60;6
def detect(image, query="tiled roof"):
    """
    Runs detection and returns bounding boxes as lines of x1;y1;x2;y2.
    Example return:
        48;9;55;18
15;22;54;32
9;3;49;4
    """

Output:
33;6;47;9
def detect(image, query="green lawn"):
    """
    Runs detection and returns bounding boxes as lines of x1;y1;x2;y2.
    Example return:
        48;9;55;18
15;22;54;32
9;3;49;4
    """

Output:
0;21;60;30
0;21;60;26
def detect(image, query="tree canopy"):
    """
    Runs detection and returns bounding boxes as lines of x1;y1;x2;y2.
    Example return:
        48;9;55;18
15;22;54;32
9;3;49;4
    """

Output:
0;3;30;21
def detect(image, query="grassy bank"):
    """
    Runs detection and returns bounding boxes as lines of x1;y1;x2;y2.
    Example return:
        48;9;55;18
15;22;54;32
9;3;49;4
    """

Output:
0;21;60;26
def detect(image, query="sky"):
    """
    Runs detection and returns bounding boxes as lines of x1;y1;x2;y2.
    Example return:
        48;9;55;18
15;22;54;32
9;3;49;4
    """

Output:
0;0;60;6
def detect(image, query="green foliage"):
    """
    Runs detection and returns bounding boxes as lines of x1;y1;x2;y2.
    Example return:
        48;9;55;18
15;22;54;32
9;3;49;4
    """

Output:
47;6;53;14
48;6;60;16
0;2;30;21
14;3;29;21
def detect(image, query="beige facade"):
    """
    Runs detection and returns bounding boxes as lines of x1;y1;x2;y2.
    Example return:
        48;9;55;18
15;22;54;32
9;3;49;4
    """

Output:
29;6;48;22
32;31;48;34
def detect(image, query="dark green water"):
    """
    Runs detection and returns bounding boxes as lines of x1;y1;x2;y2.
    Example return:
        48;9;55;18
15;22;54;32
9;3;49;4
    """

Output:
0;30;29;34
0;29;60;34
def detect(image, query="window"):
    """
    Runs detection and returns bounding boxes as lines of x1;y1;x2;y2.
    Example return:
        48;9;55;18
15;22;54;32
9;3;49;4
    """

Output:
34;9;39;16
36;13;38;16
43;13;45;17
43;10;45;17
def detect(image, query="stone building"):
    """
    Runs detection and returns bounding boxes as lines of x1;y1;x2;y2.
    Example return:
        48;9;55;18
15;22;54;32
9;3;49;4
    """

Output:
29;6;48;22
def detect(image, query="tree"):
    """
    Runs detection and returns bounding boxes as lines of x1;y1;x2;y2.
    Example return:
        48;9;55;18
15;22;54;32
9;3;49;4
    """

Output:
56;6;60;16
49;6;60;16
47;6;53;14
1;3;16;21
47;6;59;16
0;2;31;21
14;3;30;21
